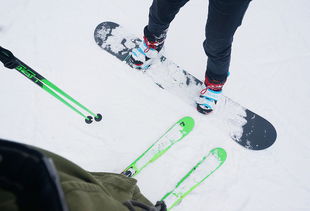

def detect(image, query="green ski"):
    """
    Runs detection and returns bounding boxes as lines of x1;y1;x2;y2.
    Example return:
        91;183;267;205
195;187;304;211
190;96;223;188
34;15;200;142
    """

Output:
161;148;227;210
122;116;195;177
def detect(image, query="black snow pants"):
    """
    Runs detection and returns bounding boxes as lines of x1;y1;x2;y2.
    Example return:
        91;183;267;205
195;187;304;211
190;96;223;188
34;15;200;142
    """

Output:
147;0;251;82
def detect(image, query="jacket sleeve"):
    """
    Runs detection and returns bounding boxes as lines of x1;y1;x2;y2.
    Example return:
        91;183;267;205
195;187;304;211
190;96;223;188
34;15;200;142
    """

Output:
38;148;153;211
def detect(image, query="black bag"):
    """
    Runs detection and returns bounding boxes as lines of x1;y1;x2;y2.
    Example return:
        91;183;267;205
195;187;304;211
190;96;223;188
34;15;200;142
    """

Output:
0;139;68;211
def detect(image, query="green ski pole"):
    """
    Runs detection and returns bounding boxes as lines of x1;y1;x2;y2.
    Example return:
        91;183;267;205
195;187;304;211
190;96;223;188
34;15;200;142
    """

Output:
0;46;102;124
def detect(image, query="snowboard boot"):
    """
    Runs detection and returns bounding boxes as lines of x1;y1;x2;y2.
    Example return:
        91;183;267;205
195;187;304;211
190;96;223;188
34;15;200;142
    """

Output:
196;76;226;114
128;26;167;70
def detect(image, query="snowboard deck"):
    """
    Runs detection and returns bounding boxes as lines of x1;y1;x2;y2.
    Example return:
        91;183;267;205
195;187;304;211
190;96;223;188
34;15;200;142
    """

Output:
94;21;277;150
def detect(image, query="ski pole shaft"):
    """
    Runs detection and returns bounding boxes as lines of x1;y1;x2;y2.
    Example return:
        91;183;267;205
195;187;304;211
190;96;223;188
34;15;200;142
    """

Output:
11;62;90;120
0;46;102;123
41;81;90;120
15;60;102;123
16;60;99;115
42;79;97;117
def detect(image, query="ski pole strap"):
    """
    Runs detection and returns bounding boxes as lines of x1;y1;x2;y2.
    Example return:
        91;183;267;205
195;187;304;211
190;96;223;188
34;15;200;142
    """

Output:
0;46;19;69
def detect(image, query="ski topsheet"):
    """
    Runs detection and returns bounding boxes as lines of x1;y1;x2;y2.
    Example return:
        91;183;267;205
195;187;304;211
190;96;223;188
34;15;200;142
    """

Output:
121;116;226;210
122;116;194;177
161;148;227;210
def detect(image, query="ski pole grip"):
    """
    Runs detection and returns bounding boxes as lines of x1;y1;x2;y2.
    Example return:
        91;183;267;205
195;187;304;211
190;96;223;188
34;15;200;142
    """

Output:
0;46;19;69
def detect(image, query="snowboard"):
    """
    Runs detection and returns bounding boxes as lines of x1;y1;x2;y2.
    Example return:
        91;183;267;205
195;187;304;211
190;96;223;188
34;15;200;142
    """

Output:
94;21;277;150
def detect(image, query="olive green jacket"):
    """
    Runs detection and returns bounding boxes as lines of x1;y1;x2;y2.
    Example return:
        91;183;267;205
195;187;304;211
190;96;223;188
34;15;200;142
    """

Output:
0;147;153;211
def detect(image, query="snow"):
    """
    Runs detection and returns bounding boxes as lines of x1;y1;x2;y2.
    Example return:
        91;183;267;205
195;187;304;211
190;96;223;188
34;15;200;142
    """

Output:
1;0;310;210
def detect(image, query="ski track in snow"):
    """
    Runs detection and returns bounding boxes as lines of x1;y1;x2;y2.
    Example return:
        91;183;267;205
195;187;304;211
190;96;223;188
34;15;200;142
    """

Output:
1;0;310;211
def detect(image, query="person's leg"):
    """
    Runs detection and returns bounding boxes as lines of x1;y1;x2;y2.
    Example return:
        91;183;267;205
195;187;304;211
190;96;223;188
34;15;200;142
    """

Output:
204;0;251;82
129;0;189;69
197;0;251;114
147;0;189;36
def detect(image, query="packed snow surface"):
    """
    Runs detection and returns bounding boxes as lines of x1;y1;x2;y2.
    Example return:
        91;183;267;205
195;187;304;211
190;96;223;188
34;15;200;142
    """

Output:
0;0;309;210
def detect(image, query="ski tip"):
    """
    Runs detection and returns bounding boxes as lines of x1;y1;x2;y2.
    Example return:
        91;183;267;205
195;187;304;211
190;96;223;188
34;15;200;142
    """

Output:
178;116;195;132
210;148;227;162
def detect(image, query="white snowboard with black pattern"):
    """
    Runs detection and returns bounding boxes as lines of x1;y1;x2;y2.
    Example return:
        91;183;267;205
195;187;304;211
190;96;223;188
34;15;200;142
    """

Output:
94;21;277;150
